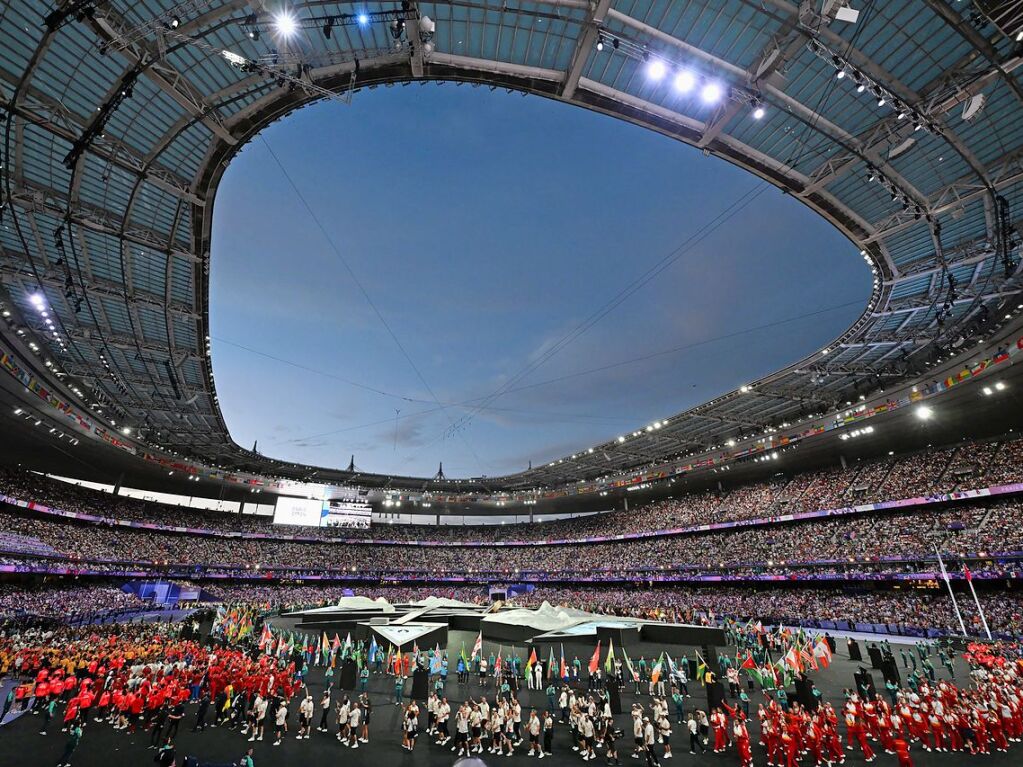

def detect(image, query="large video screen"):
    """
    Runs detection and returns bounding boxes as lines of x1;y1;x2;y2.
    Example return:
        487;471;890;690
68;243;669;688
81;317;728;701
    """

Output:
322;498;372;529
272;496;325;527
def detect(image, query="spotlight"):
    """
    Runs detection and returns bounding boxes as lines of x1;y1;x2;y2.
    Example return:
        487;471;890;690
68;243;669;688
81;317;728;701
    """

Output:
274;11;297;36
647;59;666;81
596;36;604;52
915;405;933;421
995;381;1007;391
856;83;865;93
701;81;722;103
752;104;765;120
248;28;259;40
836;69;845;79
358;12;369;25
673;69;696;92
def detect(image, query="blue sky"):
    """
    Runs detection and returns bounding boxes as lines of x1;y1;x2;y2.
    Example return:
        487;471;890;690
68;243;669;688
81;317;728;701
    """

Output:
209;86;870;478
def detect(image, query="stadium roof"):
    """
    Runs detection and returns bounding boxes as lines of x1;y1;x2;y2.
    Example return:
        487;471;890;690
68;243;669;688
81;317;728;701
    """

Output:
2;0;1022;493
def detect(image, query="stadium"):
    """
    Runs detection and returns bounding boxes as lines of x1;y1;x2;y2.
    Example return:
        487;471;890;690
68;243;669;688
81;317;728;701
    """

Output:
2;0;1023;766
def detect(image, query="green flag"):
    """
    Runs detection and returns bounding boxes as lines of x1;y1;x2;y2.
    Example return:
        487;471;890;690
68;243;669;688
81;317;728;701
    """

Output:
621;648;637;681
604;638;616;674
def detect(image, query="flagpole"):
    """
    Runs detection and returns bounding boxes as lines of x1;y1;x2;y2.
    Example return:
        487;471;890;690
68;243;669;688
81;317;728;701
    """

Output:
964;565;992;640
934;545;969;637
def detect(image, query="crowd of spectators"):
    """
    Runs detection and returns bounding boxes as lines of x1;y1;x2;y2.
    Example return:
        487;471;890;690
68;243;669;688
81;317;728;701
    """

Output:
511;586;1023;638
0;583;146;621
0;496;1020;579
0;435;1020;548
195;582;1023;638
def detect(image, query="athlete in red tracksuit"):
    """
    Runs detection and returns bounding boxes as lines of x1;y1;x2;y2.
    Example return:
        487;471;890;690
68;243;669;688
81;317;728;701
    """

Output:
894;734;913;767
845;708;875;762
733;718;752;767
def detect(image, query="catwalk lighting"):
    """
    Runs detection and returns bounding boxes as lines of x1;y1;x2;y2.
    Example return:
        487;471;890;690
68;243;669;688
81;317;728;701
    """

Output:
274;11;297;37
673;69;695;92
701;81;722;103
646;59;666;81
29;292;45;309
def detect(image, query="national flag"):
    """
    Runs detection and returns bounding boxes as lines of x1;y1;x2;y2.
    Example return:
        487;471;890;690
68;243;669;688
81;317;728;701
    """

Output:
668;654;680;678
588;641;601;675
547;647;557;680
650;655;664;685
320;632;330;664
431;649;443;674
964;564;973;582
783;646;802;673
604;639;616;674
813;638;832;669
258;622;273;650
343;632;353;659
526;648;538;675
622;648;637;681
460;642;469;668
559;644;568;680
393;650;402;675
740;652;757;671
471;631;483;661
368;636;378;666
695;655;707;685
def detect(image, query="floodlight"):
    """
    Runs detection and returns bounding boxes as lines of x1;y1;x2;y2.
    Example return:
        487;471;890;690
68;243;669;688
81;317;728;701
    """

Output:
701;81;722;103
275;11;297;36
673;69;695;92
915;405;933;421
647;59;666;80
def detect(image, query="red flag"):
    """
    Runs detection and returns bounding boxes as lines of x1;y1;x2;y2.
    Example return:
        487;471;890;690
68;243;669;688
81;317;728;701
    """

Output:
964;564;973;582
740;652;757;671
588;641;602;674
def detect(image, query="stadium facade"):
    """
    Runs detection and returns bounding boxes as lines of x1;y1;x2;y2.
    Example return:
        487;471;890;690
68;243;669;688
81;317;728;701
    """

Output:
2;1;1023;515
